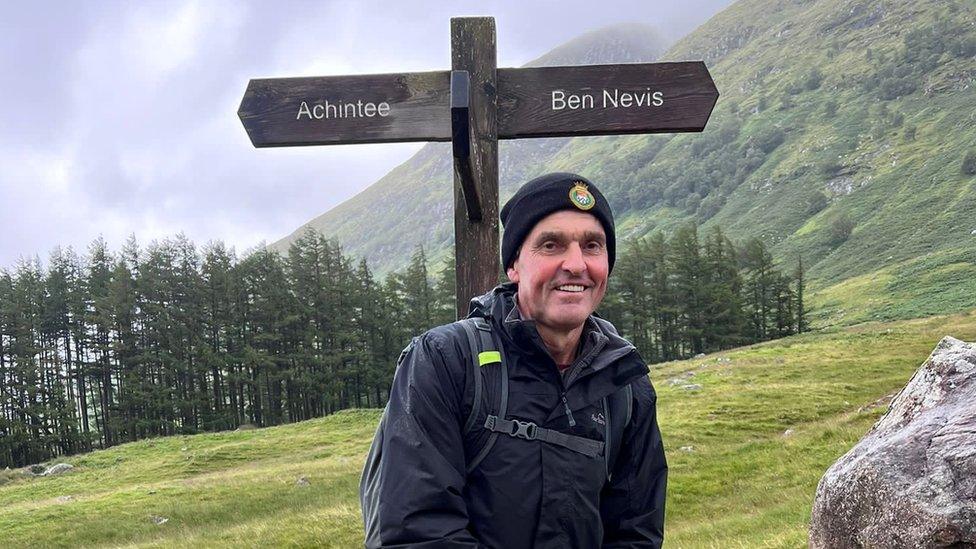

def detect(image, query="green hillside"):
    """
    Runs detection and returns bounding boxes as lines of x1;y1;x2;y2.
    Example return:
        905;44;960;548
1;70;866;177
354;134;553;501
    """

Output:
273;0;976;327
4;310;975;547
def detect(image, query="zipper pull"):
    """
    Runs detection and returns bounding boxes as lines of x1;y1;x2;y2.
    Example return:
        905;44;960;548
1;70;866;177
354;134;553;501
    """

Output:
562;393;576;427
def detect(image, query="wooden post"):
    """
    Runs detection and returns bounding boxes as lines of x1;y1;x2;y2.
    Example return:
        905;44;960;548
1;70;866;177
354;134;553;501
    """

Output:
451;17;499;319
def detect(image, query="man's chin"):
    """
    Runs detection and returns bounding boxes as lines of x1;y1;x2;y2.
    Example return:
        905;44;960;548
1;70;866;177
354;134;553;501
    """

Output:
541;309;591;332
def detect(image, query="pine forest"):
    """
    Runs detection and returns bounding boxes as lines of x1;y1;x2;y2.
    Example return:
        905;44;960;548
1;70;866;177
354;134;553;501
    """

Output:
0;225;804;468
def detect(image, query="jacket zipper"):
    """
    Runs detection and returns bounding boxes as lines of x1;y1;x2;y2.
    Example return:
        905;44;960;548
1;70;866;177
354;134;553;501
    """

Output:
558;335;607;427
561;393;576;427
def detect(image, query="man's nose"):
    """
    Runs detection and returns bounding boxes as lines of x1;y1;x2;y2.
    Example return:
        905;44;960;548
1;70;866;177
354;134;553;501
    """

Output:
562;243;586;274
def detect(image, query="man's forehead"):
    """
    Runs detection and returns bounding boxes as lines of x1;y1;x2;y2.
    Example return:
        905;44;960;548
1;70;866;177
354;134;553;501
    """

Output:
526;210;604;236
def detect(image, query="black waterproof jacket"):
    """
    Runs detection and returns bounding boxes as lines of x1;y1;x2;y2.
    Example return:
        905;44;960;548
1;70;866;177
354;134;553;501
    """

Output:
360;283;667;548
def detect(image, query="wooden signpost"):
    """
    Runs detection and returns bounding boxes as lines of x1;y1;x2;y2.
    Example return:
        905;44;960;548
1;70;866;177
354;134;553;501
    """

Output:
239;17;718;318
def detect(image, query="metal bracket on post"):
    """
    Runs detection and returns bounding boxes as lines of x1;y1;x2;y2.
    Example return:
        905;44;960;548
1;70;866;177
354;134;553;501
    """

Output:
451;70;481;222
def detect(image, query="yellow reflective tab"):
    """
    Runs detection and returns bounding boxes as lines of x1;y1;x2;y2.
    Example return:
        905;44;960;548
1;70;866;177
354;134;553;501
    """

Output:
478;351;502;366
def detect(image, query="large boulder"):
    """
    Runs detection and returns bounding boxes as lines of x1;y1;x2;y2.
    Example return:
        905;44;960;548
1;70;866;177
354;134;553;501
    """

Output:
810;336;976;548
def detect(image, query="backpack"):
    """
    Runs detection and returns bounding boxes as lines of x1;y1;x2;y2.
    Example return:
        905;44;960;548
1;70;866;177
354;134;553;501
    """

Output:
361;317;635;546
458;316;633;479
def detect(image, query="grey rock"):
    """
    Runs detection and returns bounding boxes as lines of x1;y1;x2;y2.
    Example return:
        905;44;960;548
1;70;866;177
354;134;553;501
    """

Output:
694;353;706;359
56;495;74;503
679;446;695;453
150;515;169;526
296;475;311;487
680;384;702;391
810;336;976;548
782;428;795;438
43;463;73;476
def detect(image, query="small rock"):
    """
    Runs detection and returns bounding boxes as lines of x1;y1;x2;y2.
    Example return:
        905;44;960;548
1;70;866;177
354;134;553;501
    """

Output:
694;353;706;359
56;495;74;503
180;447;188;452
147;490;157;495
150;515;169;526
43;463;73;476
680;384;702;391
296;476;311;487
667;378;684;386
970;228;976;235
783;428;795;437
679;446;695;453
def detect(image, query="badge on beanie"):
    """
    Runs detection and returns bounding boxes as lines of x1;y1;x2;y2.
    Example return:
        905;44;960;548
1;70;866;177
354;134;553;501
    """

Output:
569;181;595;210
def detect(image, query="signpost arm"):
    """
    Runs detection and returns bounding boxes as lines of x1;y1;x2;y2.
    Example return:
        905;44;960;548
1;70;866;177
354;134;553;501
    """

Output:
451;17;499;319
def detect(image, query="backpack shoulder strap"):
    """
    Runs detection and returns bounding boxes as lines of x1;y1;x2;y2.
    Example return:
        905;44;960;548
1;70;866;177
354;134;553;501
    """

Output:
458;316;506;473
605;383;633;481
458;318;486;433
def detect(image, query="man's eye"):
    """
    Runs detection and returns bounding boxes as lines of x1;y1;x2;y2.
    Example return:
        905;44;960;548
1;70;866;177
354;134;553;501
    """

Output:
585;241;604;251
541;241;558;251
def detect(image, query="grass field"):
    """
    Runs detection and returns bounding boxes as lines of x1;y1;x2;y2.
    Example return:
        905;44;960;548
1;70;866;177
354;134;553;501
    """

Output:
3;310;976;548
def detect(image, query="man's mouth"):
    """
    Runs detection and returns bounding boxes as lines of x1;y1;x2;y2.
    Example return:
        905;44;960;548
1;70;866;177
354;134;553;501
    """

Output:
555;284;586;293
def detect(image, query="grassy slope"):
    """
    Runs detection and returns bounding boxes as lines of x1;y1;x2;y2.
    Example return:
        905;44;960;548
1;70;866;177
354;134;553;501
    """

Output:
4;310;976;548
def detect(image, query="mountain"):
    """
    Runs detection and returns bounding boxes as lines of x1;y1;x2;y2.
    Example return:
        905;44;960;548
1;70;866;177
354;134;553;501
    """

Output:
274;0;976;326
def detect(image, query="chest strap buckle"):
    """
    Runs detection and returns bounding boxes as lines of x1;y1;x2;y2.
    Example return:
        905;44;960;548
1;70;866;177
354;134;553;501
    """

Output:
510;419;537;440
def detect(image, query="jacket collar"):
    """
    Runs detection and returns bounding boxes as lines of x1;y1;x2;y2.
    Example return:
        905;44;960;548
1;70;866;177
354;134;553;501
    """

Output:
468;283;645;379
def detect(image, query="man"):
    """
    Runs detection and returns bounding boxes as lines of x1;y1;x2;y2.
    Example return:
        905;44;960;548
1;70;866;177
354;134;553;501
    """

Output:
360;172;667;548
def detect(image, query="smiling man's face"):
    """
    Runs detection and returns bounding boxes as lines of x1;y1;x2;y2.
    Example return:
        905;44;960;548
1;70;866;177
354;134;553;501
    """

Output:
507;209;609;336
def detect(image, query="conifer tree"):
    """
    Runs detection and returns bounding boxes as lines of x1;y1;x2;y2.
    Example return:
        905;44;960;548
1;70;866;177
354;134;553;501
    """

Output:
670;224;706;355
702;226;744;350
433;251;457;325
400;245;435;336
86;238;116;446
794;257;807;334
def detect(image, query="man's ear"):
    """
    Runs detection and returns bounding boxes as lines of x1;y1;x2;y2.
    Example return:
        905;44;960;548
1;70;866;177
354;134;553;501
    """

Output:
506;263;520;284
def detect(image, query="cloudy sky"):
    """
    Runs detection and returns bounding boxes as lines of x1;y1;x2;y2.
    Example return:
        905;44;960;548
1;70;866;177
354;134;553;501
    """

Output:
1;0;733;267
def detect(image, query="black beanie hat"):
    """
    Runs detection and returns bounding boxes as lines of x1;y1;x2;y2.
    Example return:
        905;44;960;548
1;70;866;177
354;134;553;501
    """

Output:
500;172;616;273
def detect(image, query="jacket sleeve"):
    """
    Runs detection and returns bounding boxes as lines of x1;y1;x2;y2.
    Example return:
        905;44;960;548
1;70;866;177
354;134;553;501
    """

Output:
360;330;482;549
600;376;668;548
